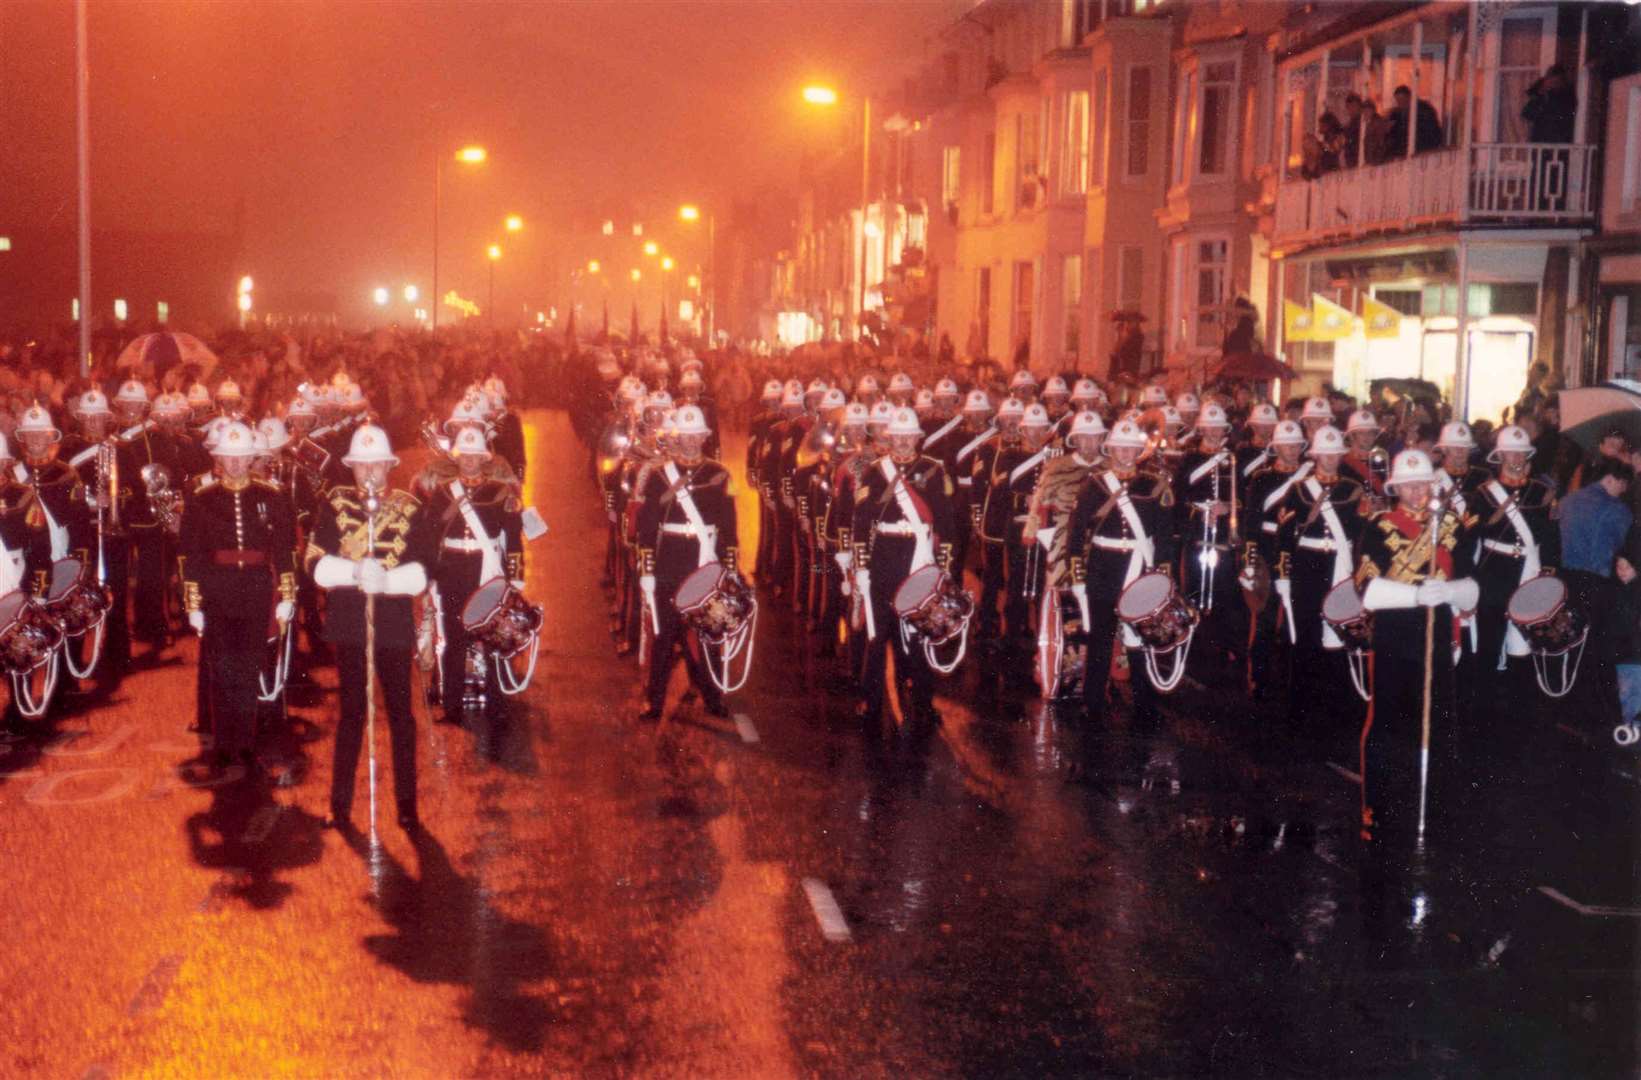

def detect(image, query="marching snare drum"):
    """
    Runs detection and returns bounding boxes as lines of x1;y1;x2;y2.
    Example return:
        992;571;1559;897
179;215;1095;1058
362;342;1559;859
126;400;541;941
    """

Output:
0;591;61;676
1507;574;1586;656
674;563;755;642
44;558;110;638
1116;571;1198;653
1322;579;1373;651
892;565;974;646
461;577;544;660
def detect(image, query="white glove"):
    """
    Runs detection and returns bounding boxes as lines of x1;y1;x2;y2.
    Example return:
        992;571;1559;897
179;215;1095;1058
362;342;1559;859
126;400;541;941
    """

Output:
833;550;853;574
1446;577;1479;613
312;555;358;590
188;611;205;635
1273;578;1292;601
854;567;871;599
509;579;526;591
1072;582;1091;629
358;558;387;595
1416;580;1451;607
639;574;656;601
274;600;294;625
1362;577;1419;611
382;563;428;596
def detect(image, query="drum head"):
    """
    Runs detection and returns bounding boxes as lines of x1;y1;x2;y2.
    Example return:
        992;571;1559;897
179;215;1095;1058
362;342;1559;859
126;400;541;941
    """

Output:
48;558;82;603
461;577;510;628
1322;580;1363;624
1508;574;1565;624
0;591;27;629
1117;572;1172;621
675;564;725;613
893;565;945;617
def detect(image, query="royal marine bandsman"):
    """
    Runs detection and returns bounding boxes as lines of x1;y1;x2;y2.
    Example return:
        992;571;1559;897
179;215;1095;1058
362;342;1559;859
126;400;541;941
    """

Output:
13;404;94;599
633;404;739;721
308;424;436;832
424;426;524;727
179;421;297;769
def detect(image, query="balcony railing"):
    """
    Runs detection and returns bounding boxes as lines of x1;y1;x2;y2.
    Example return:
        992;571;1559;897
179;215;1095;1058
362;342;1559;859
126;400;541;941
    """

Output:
1273;142;1597;249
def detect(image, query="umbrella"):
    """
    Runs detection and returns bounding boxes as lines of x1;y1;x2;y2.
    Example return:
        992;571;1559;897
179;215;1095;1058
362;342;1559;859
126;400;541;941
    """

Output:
1215;351;1296;381
115;332;219;380
1559;381;1641;456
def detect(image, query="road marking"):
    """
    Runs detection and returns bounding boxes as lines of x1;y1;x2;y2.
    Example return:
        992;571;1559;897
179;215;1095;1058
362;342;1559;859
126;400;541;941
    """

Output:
241;804;282;844
26;768;141;806
801;878;851;943
1536;886;1641;918
126;953;184;1017
43;723;137;758
733;712;760;744
1326;762;1363;785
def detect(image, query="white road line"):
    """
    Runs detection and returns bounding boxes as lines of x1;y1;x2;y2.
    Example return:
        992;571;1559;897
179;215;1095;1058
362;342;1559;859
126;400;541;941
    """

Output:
733;712;760;744
1536;886;1641;919
241;804;282;844
1326;762;1363;785
801;878;852;943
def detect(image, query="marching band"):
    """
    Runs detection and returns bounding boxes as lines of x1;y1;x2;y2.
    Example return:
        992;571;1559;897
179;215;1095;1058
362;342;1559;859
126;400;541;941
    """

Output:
581;351;1595;852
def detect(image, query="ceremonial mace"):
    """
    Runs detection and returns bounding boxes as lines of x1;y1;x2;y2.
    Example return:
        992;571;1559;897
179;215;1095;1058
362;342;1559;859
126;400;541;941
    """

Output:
363;481;381;835
1417;490;1444;842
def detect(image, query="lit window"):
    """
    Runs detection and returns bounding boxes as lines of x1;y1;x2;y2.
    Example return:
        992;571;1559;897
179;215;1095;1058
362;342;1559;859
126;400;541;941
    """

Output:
0;237;11;251
1060;91;1089;197
1199;62;1237;176
71;298;79;320
1062;253;1083;356
156;301;169;323
1194;239;1229;348
114;298;128;321
942;146;961;211
1090;72;1108;189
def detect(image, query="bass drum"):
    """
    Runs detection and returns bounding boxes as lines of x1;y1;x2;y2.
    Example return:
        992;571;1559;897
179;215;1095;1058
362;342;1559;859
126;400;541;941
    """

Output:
1507;574;1588;699
1322;580;1373;650
892;565;974;647
461;578;543;661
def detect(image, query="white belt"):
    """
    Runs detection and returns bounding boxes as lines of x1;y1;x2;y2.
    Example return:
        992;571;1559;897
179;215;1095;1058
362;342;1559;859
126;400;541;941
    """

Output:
875;521;920;536
1297;536;1337;553
1012;514;1030;523
442;537;488;552
1093;537;1139;552
660;523;698;535
1261;522;1278;534
1482;539;1526;558
956;477;974;487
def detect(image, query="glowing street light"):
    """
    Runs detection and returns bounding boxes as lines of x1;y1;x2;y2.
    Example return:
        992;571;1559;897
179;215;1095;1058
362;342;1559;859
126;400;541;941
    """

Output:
403;284;419;303
678;204;701;223
687;274;700;289
587;259;601;274
643;240;659;257
630;268;642;282
435;144;489;329
487;243;503;260
802;84;839;106
660;256;674;271
235;293;252;313
238;275;254;294
802;83;871;341
373;286;390;306
456;145;487;164
505;214;524;233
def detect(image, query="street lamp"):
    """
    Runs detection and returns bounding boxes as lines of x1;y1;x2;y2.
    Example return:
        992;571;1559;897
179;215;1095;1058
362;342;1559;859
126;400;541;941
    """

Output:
660;256;674;272
373;286;390;306
505;214;524;233
587;259;601;274
403;284;419;303
630;268;641;282
678;203;717;341
802;84;871;343
643;240;659;257
487;244;502;325
434;143;488;330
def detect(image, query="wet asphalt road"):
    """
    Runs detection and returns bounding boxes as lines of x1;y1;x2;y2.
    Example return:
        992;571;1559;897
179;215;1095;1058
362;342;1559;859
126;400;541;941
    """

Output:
2;409;1638;1078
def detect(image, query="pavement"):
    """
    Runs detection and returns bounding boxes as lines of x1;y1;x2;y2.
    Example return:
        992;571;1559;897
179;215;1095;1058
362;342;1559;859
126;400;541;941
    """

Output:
1;408;1637;1078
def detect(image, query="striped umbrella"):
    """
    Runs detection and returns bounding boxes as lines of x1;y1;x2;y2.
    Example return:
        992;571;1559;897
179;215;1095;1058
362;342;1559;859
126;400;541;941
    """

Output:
1558;380;1641;455
114;332;219;381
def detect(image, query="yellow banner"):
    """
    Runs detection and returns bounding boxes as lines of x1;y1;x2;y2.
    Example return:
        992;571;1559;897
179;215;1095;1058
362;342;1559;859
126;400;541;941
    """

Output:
1310;293;1354;342
1283;299;1313;342
1362;294;1402;339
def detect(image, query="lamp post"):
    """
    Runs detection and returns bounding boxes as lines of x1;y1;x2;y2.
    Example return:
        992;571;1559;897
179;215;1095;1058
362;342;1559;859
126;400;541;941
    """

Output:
678;203;716;342
802;85;871;344
434;144;487;331
487;244;502;326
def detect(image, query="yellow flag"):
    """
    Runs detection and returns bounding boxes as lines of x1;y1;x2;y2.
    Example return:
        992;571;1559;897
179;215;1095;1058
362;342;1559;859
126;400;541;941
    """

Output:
1310;293;1354;342
1283;299;1313;342
1362;294;1402;339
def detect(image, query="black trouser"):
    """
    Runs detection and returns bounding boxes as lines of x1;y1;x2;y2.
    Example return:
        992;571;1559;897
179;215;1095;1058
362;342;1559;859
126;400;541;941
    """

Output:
436;553;487;720
202;611;268;756
1080;552;1159;722
1182;536;1242;681
978;538;1005;637
1362;608;1458;845
331;642;418;820
100;536;132;670
1248;579;1283;695
1002;530;1040;653
646;578;722;713
1287;552;1337;723
129;527;170;646
771;500;796;596
754;490;775;581
858;539;934;722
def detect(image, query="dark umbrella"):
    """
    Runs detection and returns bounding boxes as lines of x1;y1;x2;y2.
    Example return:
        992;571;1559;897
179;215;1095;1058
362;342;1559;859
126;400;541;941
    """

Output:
1559;381;1641;456
1215;351;1297;381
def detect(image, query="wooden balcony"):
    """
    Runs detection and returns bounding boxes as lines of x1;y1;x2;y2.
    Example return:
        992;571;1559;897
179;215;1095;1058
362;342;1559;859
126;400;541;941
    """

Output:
1272;143;1597;252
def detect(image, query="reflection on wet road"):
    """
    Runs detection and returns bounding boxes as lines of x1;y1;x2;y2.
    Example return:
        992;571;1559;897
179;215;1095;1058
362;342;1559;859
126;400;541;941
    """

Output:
1;410;1635;1077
